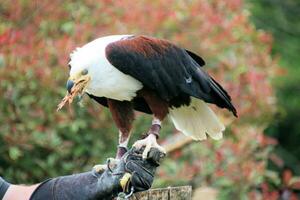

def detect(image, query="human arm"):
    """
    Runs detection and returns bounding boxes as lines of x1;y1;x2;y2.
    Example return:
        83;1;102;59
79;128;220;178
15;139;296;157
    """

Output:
2;184;38;200
1;147;164;200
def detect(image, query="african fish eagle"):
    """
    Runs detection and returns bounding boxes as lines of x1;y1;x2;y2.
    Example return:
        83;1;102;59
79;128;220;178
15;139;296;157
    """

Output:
65;35;237;159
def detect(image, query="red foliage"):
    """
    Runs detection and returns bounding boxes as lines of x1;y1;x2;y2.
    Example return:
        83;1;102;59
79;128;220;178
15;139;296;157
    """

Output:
0;0;281;197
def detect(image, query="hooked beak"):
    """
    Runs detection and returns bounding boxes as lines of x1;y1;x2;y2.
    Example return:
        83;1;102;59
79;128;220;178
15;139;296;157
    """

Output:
66;74;91;95
66;79;74;93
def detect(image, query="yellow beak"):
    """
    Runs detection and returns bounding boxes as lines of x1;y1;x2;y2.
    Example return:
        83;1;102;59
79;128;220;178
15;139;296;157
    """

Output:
66;73;91;95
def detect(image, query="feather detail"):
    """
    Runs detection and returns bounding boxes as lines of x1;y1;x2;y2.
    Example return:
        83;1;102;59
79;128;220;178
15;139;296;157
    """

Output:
169;98;225;140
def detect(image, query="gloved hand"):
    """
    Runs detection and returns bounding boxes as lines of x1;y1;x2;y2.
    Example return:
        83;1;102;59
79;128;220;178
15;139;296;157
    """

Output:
94;147;166;200
30;147;165;200
118;147;165;193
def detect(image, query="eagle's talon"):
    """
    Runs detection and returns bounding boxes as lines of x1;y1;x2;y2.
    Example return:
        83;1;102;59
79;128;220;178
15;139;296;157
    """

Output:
133;134;166;159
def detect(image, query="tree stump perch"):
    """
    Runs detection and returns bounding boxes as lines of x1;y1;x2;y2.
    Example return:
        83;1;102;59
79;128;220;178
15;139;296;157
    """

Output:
127;186;192;200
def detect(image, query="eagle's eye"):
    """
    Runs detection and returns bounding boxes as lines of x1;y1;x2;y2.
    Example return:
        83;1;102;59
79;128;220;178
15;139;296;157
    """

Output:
81;69;88;75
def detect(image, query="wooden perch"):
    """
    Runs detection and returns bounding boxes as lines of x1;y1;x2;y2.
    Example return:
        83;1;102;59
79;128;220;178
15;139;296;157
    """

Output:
127;186;192;200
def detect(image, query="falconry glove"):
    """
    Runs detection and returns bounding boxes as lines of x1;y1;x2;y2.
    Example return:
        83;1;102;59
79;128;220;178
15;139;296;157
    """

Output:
30;147;165;200
117;147;165;194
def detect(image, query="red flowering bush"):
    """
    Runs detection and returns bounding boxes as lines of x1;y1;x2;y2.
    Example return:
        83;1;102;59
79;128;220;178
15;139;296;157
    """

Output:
0;0;279;198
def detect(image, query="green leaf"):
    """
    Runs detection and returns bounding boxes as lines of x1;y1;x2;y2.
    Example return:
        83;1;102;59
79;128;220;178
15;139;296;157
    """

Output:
9;147;22;161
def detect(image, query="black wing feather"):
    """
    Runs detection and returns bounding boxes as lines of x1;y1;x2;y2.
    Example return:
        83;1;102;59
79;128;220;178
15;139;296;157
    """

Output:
87;94;153;114
105;36;237;116
185;49;205;67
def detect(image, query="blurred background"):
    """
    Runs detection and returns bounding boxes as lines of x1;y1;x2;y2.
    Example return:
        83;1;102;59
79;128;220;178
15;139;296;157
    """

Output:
0;0;299;199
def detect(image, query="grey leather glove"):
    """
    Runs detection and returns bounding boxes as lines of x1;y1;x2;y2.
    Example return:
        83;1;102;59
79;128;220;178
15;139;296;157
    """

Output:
30;147;165;200
96;147;165;199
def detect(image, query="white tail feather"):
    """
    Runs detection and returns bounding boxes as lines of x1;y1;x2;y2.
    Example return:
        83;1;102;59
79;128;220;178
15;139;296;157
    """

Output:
169;98;225;141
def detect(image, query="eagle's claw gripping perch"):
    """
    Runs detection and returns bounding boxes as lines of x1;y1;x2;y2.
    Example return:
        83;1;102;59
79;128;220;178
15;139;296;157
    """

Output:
133;134;166;159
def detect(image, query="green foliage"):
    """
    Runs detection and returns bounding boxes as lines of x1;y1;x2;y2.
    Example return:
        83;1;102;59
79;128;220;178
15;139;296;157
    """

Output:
0;0;280;198
249;0;300;172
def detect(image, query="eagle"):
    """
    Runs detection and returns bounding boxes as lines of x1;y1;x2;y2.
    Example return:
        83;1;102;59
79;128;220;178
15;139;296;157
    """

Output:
64;35;237;159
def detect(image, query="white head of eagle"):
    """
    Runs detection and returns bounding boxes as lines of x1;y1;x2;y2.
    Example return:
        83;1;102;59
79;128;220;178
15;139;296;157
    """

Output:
65;34;237;159
68;35;142;101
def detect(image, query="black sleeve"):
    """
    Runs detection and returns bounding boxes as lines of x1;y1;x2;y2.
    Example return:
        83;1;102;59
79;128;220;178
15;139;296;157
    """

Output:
30;171;119;200
0;177;10;200
30;171;98;200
